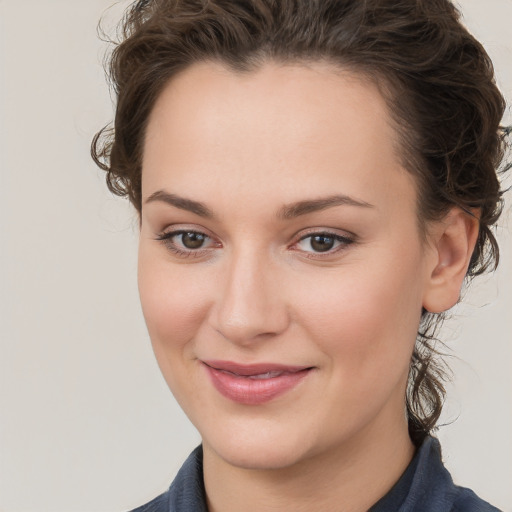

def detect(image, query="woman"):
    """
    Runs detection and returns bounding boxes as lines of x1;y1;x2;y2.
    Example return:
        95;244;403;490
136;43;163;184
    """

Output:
92;0;509;510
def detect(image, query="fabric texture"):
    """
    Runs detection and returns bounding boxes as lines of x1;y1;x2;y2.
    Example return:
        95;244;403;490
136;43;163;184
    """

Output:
129;437;501;512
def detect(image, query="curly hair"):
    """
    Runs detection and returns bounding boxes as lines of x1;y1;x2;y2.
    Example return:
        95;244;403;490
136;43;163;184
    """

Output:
92;0;509;444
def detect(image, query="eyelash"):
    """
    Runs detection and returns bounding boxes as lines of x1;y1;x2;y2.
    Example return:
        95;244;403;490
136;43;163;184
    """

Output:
155;229;355;259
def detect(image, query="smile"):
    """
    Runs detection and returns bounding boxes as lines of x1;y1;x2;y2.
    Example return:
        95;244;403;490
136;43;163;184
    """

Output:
202;361;313;405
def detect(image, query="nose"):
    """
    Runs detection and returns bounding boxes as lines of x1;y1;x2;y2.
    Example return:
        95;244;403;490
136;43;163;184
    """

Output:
209;248;290;346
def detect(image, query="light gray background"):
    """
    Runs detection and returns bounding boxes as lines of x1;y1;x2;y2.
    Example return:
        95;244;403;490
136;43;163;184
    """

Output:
0;1;511;511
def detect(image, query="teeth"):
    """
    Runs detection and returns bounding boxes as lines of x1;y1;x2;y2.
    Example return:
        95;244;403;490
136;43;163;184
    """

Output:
248;371;284;379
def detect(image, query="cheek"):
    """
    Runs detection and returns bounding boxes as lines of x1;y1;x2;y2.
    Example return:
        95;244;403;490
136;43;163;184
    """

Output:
137;247;212;356
137;248;219;411
292;254;424;375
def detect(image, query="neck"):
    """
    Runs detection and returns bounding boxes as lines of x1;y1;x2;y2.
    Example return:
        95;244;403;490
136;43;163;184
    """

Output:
202;413;415;512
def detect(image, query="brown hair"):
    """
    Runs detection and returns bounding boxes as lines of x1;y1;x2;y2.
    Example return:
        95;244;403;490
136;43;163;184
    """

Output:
92;0;510;444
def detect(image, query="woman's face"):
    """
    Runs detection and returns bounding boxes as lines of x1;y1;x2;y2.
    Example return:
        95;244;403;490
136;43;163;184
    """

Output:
138;61;436;469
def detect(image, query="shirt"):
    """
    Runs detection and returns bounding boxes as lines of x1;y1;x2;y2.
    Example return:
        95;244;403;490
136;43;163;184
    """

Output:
130;437;501;512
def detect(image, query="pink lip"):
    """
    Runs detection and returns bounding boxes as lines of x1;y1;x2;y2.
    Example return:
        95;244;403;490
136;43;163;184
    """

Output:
202;360;313;405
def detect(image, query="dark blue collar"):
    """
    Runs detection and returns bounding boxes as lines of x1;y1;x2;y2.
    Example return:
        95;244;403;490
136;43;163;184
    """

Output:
130;436;500;511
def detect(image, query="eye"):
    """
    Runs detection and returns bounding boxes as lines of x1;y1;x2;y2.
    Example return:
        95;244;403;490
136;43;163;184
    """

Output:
295;232;354;255
156;229;218;257
175;231;208;249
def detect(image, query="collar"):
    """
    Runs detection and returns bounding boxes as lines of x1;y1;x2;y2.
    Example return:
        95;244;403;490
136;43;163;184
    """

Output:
131;436;500;511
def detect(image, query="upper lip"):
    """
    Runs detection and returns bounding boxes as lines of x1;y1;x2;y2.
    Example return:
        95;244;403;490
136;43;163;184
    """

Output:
203;360;313;376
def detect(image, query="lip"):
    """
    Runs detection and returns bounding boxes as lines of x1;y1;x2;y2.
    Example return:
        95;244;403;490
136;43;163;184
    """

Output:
202;360;313;405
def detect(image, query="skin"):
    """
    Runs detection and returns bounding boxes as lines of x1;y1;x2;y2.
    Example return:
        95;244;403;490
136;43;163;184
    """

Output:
138;61;478;512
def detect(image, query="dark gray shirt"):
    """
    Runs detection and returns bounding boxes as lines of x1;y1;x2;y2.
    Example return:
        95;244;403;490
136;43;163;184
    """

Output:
130;437;501;511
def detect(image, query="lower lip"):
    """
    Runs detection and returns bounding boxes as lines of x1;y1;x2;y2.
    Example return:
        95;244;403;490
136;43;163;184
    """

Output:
204;365;312;405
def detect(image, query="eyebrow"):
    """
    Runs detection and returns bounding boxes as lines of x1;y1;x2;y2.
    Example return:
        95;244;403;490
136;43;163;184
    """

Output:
144;190;374;219
145;190;214;218
278;194;374;219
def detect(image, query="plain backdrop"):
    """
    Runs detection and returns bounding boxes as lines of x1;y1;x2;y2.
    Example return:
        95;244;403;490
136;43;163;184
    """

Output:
0;1;511;511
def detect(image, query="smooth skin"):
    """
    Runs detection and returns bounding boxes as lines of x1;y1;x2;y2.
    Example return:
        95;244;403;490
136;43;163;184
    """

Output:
138;61;479;512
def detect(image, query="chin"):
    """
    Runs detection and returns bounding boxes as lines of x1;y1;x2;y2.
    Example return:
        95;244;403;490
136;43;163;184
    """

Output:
202;421;320;471
213;442;309;471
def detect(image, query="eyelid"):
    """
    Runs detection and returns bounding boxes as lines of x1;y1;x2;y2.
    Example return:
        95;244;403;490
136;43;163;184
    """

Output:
294;227;356;243
156;223;216;240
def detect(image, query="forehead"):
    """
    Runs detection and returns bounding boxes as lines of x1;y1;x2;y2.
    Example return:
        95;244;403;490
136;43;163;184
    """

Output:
142;61;416;214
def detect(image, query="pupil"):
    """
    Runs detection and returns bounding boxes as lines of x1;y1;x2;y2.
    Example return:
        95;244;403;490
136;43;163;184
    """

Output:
182;232;205;249
311;235;334;252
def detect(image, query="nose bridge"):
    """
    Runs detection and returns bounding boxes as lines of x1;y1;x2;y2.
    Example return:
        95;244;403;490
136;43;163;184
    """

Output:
212;244;288;344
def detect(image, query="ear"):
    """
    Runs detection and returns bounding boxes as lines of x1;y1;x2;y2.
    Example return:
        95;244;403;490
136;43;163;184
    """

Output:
422;208;480;314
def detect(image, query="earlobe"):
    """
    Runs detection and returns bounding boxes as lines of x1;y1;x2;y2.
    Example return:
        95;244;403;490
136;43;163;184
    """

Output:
422;208;480;314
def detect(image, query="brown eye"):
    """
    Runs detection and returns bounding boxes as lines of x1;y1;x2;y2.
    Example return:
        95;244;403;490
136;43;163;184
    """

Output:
309;235;335;252
295;232;354;255
180;232;207;249
156;229;219;258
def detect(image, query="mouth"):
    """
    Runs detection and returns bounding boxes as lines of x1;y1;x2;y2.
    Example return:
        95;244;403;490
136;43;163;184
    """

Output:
202;360;314;405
